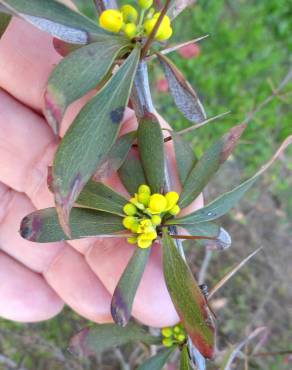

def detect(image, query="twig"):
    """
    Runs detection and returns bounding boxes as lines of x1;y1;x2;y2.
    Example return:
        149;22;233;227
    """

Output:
141;0;171;58
114;348;130;370
198;248;213;285
160;35;209;55
242;68;292;125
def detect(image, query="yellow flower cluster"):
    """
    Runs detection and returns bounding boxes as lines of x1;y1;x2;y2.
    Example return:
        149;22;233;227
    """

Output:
161;323;187;347
99;1;173;41
123;184;180;248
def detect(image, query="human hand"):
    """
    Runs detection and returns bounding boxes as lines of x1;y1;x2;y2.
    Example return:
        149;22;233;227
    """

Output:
0;17;203;326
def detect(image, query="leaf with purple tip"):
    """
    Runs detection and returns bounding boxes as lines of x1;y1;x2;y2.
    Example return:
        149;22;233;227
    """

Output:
111;247;150;326
118;148;147;195
179;123;246;208
45;39;130;134
69;323;159;357
138;113;165;193
169;136;292;225
162;230;215;359
0;12;10;38
137;347;176;370
0;0;108;44
20;207;124;243
52;47;140;235
157;53;206;123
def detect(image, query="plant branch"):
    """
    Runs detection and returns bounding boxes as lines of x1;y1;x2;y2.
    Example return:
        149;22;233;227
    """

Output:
141;0;171;58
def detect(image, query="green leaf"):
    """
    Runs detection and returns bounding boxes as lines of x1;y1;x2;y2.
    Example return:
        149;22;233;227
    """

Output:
162;230;215;359
94;131;137;181
0;12;11;38
71;0;97;20
176;222;231;250
111;248;151;326
172;131;197;186
137;347;175;370
179;123;246;208
170;136;292;225
20;207;124;243
52;47;140;235
180;346;190;370
118;148;147;195
138;113;165;193
69;323;160;357
157;53;206;123
45;39;130;134
0;0;108;44
76;180;127;216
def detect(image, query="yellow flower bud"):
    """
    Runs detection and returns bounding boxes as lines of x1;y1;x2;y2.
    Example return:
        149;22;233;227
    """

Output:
165;191;179;210
137;236;152;248
169;204;180;215
144;18;156;36
143;230;157;240
123;203;137;216
137;219;155;233
149;194;167;213
151;215;162;226
138;192;150;206
120;5;138;23
176;333;186;343
124;23;137;38
127;236;137;244
99;9;123;33
123;216;137;229
138;0;153;10
138;184;151;194
161;327;173;338
156;25;173;41
130;197;145;210
173;324;182;334
153;13;171;27
162;337;173;347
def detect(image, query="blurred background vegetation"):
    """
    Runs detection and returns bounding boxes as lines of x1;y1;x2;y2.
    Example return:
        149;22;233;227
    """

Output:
0;0;291;369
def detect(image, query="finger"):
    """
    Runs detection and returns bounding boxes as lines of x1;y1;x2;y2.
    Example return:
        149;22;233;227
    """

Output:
44;246;112;323
86;238;180;328
0;251;63;322
0;182;62;272
0;18;60;111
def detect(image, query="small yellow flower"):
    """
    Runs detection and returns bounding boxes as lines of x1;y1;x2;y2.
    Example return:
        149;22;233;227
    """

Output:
123;203;137;216
137;236;153;248
162;337;173;347
161;327;173;338
173;324;182;334
155;25;173;41
138;192;150;206
144;15;172;41
165;191;179;210
138;184;151;194
138;0;153;10
137;219;155;233
120;4;138;23
148;194;167;213
123;216;137;229
169;204;180;216
99;9;123;33
124;23;137;39
151;215;162;226
153;12;171;26
176;333;186;343
130;197;145;210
